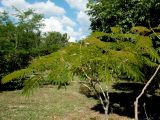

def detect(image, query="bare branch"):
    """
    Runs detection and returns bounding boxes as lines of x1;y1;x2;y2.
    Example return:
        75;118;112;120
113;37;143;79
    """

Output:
71;81;90;84
82;83;92;91
149;23;160;40
143;103;150;120
81;67;92;80
134;65;160;120
98;83;107;101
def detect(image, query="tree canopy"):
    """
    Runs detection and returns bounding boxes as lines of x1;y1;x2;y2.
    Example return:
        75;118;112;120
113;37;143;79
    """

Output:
1;30;159;93
0;9;69;90
87;0;160;32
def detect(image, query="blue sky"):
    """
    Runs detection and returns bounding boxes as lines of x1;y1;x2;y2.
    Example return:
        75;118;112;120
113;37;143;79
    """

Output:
0;0;91;42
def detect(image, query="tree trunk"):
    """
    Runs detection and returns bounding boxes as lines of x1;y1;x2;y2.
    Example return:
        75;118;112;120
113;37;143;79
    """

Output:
134;65;160;120
104;102;109;120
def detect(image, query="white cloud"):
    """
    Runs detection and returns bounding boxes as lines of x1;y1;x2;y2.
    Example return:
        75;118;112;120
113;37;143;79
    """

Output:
65;26;82;37
77;11;90;26
0;0;91;42
65;0;91;40
69;37;76;42
65;0;88;11
31;0;65;16
1;0;29;10
76;10;91;39
41;17;80;42
1;0;65;17
41;17;63;33
41;16;75;32
0;7;4;12
61;16;76;27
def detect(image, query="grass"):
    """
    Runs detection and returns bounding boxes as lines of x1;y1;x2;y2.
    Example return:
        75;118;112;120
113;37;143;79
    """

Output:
0;83;132;120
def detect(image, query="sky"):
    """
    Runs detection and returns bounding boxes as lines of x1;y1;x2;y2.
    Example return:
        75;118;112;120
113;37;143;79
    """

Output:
0;0;91;42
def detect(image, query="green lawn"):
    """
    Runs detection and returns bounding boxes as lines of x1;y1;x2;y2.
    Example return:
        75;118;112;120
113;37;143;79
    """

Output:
0;83;132;120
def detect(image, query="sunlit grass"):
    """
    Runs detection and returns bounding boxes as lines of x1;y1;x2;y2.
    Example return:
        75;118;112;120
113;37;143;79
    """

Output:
0;83;132;120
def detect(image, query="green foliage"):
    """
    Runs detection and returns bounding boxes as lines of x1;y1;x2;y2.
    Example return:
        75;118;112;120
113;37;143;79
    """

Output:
44;32;68;47
0;8;69;90
38;32;69;55
1;68;33;84
111;27;123;34
130;26;151;35
87;0;160;32
149;27;160;55
2;30;159;94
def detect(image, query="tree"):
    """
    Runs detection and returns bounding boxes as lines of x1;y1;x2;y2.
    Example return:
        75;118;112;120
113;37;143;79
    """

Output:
0;9;69;90
39;32;69;55
1;30;159;119
0;11;16;78
134;65;160;120
44;32;68;46
87;0;160;32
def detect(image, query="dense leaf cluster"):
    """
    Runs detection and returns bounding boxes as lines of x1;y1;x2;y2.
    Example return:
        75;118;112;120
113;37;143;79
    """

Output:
2;30;159;94
0;9;68;90
87;0;160;32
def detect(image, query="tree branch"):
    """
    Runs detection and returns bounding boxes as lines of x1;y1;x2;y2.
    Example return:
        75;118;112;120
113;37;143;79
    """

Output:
134;65;160;120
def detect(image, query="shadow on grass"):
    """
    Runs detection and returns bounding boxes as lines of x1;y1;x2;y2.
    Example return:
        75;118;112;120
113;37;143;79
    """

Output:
0;80;69;92
0;82;24;92
90;82;160;120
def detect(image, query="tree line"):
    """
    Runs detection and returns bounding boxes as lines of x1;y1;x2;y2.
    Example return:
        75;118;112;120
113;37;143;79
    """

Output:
0;8;68;90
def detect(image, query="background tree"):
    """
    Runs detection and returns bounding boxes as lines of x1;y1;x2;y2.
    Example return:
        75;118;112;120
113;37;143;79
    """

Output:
0;9;68;90
87;0;160;32
39;32;69;55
